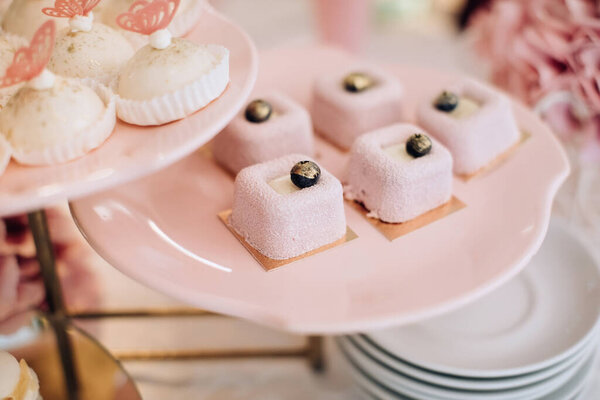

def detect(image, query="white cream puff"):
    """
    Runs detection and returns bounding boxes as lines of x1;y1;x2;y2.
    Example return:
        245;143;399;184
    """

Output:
0;34;26;106
42;0;134;84
49;23;134;84
0;21;116;166
98;0;204;40
114;0;228;125
0;77;108;161
118;39;222;100
0;351;41;400
1;0;69;40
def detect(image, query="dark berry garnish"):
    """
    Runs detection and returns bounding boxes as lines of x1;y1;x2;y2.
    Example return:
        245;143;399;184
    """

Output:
245;99;272;123
290;161;321;188
434;91;459;112
406;133;432;158
343;72;374;93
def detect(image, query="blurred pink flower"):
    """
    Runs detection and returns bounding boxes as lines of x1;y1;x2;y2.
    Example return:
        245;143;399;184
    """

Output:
470;0;600;153
0;209;100;326
0;255;44;322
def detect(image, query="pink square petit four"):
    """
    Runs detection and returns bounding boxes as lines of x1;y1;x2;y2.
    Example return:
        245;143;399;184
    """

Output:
344;123;453;223
230;154;346;260
213;92;314;175
416;79;520;175
311;67;404;150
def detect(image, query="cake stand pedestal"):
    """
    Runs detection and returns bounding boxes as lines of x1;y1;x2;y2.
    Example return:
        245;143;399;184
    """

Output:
28;209;79;399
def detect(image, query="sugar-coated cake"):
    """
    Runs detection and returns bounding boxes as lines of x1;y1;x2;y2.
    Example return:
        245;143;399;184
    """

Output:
213;92;315;175
230;154;347;260
416;79;520;175
311;66;403;150
0;351;41;400
344;123;453;223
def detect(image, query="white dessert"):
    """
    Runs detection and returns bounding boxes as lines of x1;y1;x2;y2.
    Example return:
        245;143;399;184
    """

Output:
1;0;69;40
449;97;479;119
269;175;299;195
49;24;134;84
0;351;21;397
118;39;221;100
98;0;196;31
383;143;414;162
0;35;24;106
0;351;41;400
0;36;18;72
0;77;105;154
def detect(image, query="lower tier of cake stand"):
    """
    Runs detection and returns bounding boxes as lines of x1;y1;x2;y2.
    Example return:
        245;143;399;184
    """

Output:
70;45;569;335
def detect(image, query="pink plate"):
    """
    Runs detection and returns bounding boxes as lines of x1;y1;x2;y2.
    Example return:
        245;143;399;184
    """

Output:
0;4;258;217
70;45;569;334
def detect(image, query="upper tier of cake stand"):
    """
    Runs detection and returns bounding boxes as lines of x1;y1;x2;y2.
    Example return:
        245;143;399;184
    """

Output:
70;45;570;335
0;4;258;217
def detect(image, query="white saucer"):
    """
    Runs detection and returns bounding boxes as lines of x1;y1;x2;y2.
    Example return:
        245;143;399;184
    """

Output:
350;333;596;391
337;337;590;400
344;348;596;400
365;219;600;378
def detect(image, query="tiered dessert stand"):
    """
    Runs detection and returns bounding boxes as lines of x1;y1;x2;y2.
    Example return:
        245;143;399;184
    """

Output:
2;14;570;400
0;4;258;399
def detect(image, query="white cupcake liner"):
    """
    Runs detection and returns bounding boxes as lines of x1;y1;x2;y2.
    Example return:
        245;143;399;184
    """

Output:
0;134;11;176
9;79;116;165
115;44;229;126
169;0;205;37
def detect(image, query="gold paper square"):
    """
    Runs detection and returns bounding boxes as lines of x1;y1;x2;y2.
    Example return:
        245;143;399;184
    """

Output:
459;131;531;181
349;196;466;241
218;210;358;272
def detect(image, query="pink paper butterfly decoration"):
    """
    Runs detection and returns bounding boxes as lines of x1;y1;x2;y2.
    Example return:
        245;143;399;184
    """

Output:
116;0;180;35
42;0;101;18
0;21;56;89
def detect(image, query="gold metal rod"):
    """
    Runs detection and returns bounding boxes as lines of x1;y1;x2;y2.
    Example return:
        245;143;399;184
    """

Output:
69;308;216;319
28;210;65;314
307;336;325;373
49;316;80;400
28;210;79;400
114;347;310;361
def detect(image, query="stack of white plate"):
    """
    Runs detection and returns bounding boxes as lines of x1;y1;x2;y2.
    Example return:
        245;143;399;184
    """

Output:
338;220;600;400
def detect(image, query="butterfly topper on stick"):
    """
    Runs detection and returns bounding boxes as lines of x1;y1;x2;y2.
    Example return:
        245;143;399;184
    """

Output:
42;0;101;32
0;21;57;90
116;0;180;50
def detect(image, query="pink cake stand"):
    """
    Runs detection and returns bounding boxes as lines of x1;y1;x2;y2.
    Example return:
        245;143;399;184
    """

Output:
71;45;570;335
0;4;258;217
